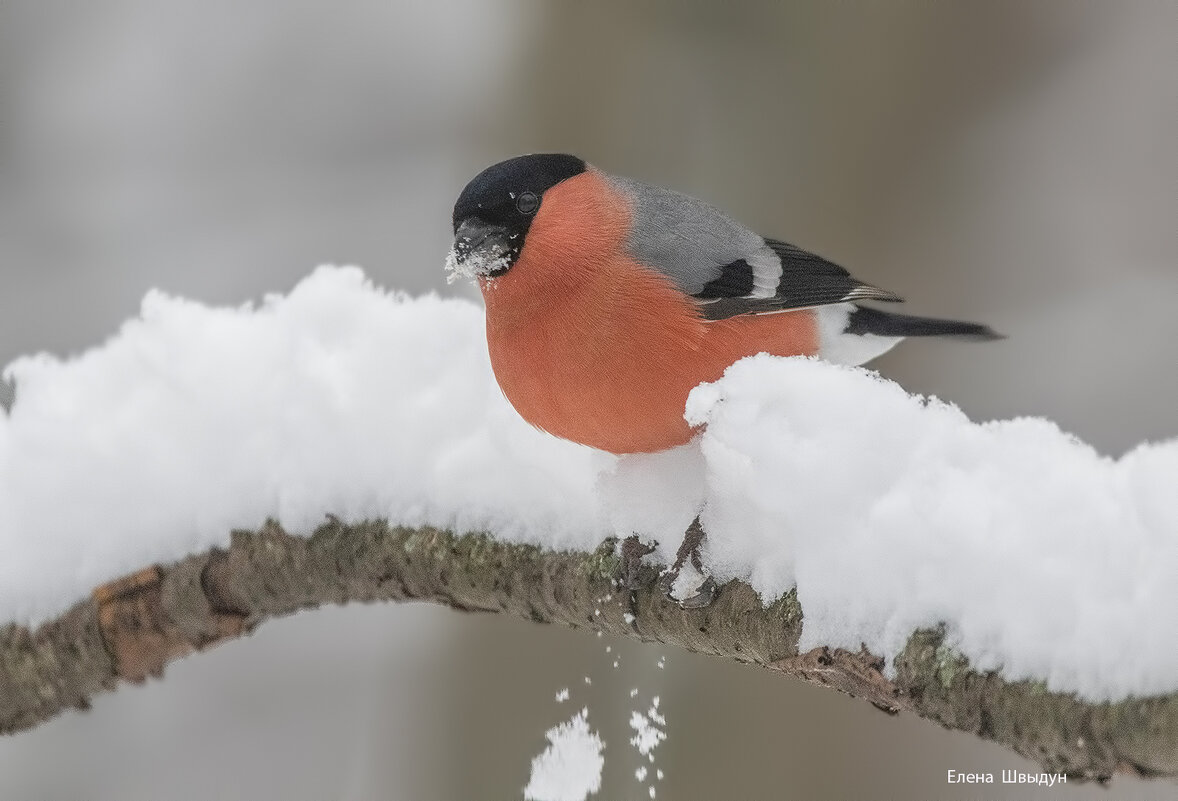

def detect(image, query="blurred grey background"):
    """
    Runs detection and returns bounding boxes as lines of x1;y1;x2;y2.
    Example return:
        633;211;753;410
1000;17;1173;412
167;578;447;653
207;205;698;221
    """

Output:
1;2;1175;799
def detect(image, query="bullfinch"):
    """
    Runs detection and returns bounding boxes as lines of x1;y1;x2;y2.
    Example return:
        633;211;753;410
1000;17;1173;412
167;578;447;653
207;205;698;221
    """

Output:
446;153;999;457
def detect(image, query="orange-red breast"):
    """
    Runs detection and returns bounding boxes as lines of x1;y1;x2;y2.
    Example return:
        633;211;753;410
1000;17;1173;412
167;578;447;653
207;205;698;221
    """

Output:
447;154;998;455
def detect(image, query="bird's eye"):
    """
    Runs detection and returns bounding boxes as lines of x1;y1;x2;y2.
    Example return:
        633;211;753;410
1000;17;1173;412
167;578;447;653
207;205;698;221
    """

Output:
516;191;539;215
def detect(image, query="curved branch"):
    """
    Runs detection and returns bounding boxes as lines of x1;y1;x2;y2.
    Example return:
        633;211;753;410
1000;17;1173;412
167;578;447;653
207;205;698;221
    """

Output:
1;519;1175;782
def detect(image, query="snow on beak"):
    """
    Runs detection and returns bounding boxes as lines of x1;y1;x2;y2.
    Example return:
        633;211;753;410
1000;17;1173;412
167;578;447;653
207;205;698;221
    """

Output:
445;218;517;283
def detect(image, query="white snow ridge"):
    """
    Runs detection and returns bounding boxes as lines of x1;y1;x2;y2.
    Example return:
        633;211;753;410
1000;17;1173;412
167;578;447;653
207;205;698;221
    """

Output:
2;265;1177;701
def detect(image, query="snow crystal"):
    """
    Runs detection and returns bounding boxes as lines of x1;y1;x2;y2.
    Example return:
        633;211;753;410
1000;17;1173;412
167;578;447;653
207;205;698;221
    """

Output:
629;702;666;761
443;244;510;285
555;688;569;704
524;708;604;801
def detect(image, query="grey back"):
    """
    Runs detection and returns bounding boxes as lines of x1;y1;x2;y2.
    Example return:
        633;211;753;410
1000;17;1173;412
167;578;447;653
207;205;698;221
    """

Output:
604;173;781;299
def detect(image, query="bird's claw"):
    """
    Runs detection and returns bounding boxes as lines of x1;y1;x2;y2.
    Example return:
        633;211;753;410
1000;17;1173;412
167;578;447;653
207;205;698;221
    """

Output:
660;516;717;609
618;534;656;621
618;519;717;610
619;534;655;592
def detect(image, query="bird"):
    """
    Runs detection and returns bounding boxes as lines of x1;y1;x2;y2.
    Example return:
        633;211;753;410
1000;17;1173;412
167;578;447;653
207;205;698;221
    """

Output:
446;153;1000;457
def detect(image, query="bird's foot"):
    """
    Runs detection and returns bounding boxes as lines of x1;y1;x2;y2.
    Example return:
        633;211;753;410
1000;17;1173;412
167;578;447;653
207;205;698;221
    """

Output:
619;534;656;591
656;517;717;609
619;534;656;621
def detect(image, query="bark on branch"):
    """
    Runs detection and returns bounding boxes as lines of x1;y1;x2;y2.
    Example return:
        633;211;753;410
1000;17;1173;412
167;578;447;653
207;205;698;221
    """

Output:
1;519;1175;782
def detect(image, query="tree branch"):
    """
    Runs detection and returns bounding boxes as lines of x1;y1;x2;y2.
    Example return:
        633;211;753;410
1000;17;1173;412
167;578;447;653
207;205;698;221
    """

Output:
1;519;1175;782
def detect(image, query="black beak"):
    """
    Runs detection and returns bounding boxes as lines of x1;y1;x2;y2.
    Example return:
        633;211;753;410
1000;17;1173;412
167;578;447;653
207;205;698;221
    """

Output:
451;218;515;272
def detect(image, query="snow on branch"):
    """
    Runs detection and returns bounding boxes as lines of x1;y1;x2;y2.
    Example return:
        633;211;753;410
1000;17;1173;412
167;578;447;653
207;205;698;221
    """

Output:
2;267;1177;778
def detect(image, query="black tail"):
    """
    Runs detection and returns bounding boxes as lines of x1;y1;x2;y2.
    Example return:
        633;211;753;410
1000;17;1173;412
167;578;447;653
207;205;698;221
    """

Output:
845;306;1003;341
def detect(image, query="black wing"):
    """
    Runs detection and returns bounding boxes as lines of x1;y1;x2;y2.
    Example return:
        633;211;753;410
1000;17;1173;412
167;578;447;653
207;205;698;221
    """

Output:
696;238;902;321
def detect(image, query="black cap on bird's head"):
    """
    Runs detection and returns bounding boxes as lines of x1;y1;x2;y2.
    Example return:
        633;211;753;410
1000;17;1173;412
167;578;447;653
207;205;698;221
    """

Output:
447;153;586;281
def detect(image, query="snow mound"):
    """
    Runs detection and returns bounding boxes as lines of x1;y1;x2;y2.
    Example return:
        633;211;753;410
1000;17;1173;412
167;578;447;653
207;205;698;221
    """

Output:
3;265;1177;701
